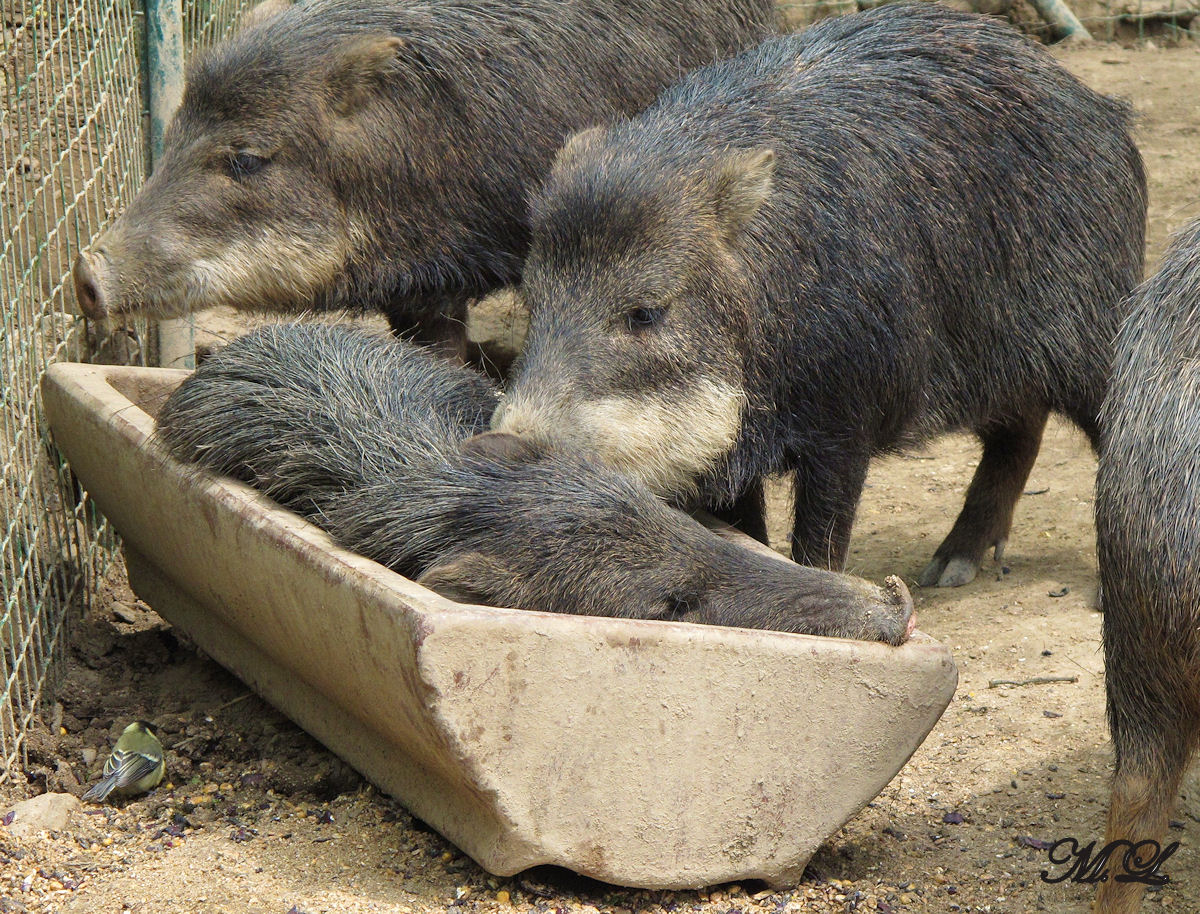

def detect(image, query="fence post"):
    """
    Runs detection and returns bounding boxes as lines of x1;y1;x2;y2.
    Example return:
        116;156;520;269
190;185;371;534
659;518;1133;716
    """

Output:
1027;0;1094;41
145;0;195;370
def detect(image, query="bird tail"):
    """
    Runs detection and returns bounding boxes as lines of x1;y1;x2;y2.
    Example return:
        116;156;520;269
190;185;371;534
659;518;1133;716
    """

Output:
81;773;119;803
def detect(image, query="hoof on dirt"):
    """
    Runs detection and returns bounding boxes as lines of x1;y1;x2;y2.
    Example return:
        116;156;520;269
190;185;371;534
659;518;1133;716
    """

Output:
917;556;979;588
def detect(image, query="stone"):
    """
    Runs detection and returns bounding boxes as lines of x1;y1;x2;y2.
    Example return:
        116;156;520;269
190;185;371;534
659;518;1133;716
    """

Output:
4;793;82;838
112;601;140;624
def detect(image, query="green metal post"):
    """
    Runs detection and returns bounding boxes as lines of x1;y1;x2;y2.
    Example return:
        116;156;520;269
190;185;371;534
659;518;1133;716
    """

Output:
145;0;195;369
1027;0;1094;42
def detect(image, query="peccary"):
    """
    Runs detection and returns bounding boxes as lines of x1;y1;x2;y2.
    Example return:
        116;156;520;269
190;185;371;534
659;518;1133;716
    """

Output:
1094;218;1200;913
156;323;915;643
72;0;778;357
491;2;1147;586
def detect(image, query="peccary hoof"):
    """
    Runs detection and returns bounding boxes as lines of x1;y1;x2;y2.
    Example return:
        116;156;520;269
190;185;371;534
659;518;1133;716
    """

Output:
916;555;979;588
885;575;918;644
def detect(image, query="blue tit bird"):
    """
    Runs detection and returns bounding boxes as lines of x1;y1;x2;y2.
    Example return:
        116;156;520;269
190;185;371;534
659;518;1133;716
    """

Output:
82;720;166;803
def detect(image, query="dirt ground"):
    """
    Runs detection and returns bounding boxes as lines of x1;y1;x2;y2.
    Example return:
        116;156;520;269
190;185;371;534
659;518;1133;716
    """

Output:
3;41;1200;914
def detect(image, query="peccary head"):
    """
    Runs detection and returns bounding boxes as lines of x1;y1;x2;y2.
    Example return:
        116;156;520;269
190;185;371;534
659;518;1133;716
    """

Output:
416;539;915;646
494;126;777;498
72;5;466;322
372;433;915;645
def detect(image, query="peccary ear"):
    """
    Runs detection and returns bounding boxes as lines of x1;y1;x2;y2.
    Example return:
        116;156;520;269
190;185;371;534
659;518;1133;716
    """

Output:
417;553;510;607
711;149;775;241
328;34;404;115
552;125;606;174
460;431;547;464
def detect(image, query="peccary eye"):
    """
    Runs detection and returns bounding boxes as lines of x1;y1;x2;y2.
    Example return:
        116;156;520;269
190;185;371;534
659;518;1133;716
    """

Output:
228;151;268;179
625;307;665;331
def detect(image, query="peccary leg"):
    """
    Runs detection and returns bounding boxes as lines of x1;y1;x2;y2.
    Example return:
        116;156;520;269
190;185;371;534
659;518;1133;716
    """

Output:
1096;595;1200;914
710;478;769;544
918;411;1047;588
790;448;871;570
1095;753;1189;913
1065;402;1103;453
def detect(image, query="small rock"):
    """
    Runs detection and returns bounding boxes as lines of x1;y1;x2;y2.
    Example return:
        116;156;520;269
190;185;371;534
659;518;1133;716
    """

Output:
81;748;97;766
4;793;82;838
112;601;140;624
53;760;82;793
1017;835;1052;850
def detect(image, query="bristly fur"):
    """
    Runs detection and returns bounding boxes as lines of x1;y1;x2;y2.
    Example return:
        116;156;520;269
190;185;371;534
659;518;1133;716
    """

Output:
1094;217;1200;914
156;323;913;643
502;2;1147;586
76;0;778;352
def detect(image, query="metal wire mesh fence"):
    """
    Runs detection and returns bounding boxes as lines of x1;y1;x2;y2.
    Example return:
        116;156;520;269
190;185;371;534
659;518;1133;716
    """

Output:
184;0;259;49
0;0;1196;783
0;0;254;781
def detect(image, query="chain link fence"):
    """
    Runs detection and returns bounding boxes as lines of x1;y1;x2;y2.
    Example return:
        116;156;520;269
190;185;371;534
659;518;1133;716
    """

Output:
0;0;254;781
1;0;1196;783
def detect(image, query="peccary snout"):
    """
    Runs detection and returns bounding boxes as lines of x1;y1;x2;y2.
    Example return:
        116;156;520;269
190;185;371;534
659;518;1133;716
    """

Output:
73;250;112;321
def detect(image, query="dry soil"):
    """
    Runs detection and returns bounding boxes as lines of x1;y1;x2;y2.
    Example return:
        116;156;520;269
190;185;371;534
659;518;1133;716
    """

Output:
3;40;1200;914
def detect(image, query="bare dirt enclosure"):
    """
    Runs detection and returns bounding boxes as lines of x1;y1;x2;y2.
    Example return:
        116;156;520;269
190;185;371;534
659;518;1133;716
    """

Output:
2;43;1199;914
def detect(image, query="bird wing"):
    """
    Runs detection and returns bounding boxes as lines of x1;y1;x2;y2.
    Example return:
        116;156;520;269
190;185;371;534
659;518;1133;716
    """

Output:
106;749;162;789
83;749;162;802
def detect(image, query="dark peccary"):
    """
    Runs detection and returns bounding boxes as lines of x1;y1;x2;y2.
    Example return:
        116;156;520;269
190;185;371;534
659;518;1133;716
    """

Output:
71;0;778;358
1094;218;1200;914
156;323;916;643
491;2;1147;586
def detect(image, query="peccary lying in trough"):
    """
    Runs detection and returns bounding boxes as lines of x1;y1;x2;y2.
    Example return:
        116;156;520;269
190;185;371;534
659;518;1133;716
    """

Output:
157;323;914;643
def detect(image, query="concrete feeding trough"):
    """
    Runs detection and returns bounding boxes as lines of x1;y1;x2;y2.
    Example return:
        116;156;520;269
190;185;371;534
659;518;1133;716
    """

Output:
42;361;958;890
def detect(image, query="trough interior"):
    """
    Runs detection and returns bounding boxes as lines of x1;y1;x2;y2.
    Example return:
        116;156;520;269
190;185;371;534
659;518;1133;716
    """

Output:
42;359;958;888
106;370;182;420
